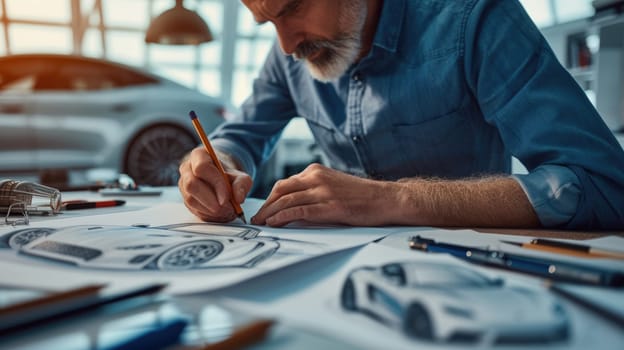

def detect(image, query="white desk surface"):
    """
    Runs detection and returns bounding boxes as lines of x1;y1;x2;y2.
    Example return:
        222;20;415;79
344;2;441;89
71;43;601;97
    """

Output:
1;187;623;350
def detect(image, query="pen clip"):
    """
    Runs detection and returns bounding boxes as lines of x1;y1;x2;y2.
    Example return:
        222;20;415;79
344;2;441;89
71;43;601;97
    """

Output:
408;235;434;250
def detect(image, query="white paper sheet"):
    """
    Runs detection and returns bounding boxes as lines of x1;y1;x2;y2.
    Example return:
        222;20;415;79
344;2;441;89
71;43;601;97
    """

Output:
218;230;624;350
0;199;393;294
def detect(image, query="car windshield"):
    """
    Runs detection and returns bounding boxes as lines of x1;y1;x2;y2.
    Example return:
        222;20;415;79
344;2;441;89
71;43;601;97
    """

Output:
0;75;36;94
403;264;496;288
0;56;158;93
161;224;260;238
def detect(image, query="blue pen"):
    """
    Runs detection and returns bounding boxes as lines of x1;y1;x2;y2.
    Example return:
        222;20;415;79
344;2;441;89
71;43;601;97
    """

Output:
106;318;188;350
409;236;624;287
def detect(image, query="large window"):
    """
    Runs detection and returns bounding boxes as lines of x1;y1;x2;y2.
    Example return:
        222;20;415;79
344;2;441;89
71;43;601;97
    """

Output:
520;0;596;27
0;0;272;111
5;0;70;22
3;0;73;54
231;4;275;107
0;8;6;56
0;0;599;109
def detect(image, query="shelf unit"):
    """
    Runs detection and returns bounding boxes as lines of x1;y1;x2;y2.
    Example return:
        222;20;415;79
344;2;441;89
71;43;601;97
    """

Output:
541;12;624;131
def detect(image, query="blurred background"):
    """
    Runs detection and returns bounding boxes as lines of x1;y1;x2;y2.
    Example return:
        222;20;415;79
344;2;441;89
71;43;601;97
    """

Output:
0;0;622;197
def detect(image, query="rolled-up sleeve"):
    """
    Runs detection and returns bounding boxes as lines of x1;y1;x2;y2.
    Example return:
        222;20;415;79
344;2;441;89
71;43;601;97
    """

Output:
210;43;297;180
210;137;258;179
513;166;581;226
464;0;624;229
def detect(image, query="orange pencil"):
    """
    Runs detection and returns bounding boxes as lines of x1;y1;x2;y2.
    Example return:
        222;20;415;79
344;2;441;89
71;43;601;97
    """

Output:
502;240;624;260
189;111;246;223
199;319;274;350
530;238;624;260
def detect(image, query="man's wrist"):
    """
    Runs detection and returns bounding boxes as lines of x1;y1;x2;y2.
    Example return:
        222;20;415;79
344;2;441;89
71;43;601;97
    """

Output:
215;150;244;172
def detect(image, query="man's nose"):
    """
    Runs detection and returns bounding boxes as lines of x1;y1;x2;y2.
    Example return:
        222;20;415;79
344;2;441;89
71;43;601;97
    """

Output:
275;26;303;56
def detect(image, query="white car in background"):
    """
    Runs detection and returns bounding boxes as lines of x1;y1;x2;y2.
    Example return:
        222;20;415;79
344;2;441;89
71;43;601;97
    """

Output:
0;54;226;186
341;261;569;345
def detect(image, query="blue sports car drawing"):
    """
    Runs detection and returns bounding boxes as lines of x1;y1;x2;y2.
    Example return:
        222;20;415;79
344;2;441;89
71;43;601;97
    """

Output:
341;261;569;345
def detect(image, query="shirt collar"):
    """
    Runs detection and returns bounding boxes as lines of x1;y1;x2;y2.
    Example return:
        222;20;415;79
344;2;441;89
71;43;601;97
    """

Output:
371;0;405;53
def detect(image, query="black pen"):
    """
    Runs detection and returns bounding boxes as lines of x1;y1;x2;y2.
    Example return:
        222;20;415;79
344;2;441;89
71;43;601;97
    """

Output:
0;284;105;333
106;318;188;350
62;200;126;210
548;284;624;330
0;283;167;335
409;236;624;288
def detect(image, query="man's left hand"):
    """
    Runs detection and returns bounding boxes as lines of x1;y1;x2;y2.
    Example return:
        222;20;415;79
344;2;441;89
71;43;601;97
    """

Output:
251;163;397;227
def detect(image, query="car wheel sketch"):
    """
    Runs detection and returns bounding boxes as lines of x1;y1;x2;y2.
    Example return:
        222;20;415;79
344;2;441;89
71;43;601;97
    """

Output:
341;261;569;345
1;227;56;249
155;240;224;270
0;223;325;271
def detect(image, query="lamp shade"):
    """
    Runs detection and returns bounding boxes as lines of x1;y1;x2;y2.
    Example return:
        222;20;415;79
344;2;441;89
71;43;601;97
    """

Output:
145;0;213;45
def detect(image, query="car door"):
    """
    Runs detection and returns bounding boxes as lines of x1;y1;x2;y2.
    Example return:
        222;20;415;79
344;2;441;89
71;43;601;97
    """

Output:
0;65;38;171
31;58;138;171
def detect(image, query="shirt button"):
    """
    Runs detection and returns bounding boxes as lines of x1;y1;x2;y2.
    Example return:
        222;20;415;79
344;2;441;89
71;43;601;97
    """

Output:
352;136;360;143
353;73;361;81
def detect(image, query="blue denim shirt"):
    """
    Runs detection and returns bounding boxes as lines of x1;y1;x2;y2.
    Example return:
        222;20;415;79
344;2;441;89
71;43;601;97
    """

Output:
212;0;624;229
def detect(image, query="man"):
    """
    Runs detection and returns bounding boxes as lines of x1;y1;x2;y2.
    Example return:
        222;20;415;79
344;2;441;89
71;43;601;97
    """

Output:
179;0;624;229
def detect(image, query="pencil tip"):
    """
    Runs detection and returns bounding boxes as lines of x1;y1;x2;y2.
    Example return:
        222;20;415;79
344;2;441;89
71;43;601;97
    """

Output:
189;110;197;120
501;240;523;246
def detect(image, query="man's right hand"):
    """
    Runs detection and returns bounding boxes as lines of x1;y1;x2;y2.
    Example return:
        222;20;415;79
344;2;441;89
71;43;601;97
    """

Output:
178;146;253;222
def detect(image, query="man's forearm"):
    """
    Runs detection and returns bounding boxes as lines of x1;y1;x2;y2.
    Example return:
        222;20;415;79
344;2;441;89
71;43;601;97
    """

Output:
390;176;541;228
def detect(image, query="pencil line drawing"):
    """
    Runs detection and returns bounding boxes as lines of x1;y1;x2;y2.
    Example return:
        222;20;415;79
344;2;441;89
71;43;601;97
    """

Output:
0;223;327;271
341;261;569;345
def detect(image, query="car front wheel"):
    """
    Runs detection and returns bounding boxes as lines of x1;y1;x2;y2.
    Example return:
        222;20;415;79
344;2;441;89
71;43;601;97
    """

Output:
5;228;56;249
404;302;434;341
156;240;224;270
124;125;197;186
341;277;358;311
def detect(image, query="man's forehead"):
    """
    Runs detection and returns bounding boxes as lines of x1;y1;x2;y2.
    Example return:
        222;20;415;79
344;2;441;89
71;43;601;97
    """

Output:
243;0;289;17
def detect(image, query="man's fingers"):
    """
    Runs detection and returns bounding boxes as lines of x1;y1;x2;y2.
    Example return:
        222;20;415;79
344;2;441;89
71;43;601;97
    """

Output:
179;155;237;222
180;170;226;214
264;203;331;227
188;150;233;206
230;171;253;204
252;189;316;225
261;176;310;209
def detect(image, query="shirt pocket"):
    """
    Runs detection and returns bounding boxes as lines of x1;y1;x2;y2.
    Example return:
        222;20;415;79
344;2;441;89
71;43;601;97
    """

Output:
303;117;346;170
392;109;478;179
386;54;465;125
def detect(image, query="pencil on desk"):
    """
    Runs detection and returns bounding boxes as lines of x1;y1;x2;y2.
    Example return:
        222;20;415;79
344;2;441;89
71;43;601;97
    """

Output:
196;319;275;350
503;240;624;260
531;238;624;260
0;283;167;335
0;284;105;334
189;111;246;224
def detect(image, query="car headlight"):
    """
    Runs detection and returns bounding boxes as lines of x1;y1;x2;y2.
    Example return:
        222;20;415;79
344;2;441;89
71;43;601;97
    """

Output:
443;305;474;319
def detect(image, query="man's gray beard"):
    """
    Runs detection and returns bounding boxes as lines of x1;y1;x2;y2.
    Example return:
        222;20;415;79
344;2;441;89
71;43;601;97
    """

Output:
294;35;361;82
293;1;366;82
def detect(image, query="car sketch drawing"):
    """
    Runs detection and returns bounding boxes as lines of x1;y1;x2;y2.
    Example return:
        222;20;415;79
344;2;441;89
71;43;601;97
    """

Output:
0;223;326;271
341;261;569;345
